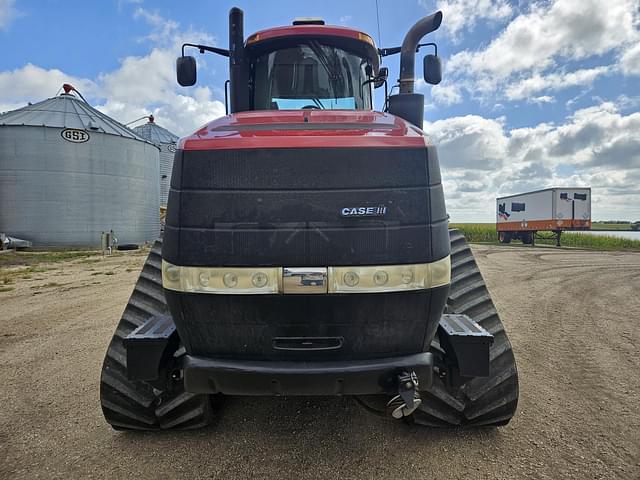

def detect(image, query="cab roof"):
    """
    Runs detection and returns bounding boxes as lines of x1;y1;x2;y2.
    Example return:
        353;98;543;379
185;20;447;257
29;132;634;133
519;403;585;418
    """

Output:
246;24;380;73
247;24;376;47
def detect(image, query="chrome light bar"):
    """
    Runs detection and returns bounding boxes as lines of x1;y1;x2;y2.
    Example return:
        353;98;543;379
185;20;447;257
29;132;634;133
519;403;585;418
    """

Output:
162;256;450;295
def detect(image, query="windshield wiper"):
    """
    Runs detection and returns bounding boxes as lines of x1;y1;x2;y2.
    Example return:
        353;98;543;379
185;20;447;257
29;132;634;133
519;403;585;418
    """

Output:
311;97;325;109
308;41;342;101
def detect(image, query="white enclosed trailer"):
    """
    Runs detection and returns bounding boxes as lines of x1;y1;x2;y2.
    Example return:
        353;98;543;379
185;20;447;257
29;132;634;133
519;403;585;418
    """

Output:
496;187;591;245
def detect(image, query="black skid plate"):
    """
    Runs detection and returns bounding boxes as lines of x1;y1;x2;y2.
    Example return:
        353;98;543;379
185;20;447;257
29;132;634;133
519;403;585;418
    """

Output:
123;315;178;381
438;314;494;377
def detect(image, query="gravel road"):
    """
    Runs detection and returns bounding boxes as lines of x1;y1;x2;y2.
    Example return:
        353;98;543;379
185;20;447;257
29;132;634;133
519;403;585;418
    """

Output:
1;245;639;479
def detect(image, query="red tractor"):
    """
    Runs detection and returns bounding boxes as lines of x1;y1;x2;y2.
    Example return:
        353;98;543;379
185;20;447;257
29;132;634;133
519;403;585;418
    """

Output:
100;7;518;430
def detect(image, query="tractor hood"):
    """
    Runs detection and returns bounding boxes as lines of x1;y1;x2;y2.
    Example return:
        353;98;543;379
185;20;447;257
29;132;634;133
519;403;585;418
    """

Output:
178;110;428;151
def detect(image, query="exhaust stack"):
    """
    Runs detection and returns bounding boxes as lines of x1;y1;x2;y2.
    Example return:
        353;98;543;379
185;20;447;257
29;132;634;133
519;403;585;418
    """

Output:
229;7;249;113
388;11;442;128
398;11;442;94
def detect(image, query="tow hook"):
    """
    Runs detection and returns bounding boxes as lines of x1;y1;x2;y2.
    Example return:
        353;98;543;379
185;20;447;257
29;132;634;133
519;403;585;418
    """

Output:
386;371;422;419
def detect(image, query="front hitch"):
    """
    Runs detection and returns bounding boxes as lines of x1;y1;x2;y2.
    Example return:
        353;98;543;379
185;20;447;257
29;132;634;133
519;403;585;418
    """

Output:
386;371;422;419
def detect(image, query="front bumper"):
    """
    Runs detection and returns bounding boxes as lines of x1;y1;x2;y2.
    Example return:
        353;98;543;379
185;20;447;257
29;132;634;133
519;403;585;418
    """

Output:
182;352;433;396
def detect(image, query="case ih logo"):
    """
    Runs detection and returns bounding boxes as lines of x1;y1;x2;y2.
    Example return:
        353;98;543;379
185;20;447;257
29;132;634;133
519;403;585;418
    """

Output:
340;206;387;217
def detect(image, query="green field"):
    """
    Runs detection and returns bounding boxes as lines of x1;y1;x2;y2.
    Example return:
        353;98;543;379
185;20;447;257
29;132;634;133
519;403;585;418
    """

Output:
449;223;640;251
591;223;638;231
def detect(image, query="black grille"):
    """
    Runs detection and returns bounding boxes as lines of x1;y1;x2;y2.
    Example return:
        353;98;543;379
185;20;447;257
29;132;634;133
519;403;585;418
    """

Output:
164;146;449;266
174;147;436;190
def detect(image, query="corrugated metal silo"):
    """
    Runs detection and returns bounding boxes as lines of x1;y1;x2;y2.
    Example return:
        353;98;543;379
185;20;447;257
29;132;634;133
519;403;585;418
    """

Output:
0;85;161;246
132;115;178;207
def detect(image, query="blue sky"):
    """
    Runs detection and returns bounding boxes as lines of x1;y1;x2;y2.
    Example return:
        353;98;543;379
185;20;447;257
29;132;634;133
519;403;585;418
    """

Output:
1;0;639;221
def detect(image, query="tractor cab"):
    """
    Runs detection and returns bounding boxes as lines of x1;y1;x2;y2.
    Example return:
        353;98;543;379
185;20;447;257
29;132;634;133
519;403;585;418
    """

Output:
246;25;379;111
177;9;441;126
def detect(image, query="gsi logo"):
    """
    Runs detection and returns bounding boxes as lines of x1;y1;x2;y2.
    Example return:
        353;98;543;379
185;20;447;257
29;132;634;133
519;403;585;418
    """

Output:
61;128;90;143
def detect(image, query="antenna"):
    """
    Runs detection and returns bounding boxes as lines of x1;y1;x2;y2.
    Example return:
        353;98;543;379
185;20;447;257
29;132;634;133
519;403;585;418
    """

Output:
375;0;382;48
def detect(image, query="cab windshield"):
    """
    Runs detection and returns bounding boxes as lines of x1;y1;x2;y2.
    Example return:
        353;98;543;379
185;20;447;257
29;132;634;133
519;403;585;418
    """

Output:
251;41;373;110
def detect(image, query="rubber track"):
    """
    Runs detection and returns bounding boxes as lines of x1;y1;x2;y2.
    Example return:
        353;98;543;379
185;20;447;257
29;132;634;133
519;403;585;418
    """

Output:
413;229;519;427
99;240;213;430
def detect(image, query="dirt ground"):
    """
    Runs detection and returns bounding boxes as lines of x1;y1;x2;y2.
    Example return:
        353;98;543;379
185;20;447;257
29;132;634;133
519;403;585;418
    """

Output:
0;245;639;479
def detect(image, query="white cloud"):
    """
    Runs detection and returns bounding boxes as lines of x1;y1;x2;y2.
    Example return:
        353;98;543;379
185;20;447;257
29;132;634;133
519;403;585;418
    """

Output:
424;101;640;221
98;49;176;105
430;83;463;105
133;7;180;44
450;0;638;80
445;0;639;103
426;114;508;169
0;8;226;136
505;66;610;101
0;0;19;30
0;64;98;109
620;41;640;75
420;0;513;41
530;95;555;104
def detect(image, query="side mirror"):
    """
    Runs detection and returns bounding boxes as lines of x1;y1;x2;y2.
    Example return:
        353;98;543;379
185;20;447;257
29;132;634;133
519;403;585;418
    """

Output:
177;56;197;87
423;54;442;85
374;67;389;89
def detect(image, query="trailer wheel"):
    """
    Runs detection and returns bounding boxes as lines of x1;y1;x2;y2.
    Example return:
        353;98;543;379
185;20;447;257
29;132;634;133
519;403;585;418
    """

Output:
498;232;511;244
521;232;533;245
412;229;519;427
99;239;214;430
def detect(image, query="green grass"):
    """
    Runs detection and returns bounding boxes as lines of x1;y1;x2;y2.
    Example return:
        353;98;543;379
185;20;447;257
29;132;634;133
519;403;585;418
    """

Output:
0;250;100;268
0;265;51;285
0;286;15;293
450;223;640;251
0;250;100;286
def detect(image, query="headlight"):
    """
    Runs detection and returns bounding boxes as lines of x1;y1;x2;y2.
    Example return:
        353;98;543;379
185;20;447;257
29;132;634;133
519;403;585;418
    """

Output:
343;271;360;287
328;256;450;293
162;261;281;294
373;270;388;286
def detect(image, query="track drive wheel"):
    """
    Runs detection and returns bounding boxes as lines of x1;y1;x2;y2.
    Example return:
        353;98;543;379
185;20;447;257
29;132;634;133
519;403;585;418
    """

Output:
412;229;519;427
99;240;214;430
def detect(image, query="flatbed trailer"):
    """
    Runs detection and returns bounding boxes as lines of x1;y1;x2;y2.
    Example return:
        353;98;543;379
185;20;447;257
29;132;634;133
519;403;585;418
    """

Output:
496;187;591;246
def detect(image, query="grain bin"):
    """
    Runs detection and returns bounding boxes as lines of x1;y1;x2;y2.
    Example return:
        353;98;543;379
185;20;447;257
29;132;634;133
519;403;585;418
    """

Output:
0;84;161;246
132;115;178;207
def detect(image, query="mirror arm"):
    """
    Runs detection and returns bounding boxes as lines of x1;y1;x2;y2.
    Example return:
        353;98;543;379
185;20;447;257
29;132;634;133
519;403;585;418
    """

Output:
417;42;437;56
181;43;230;58
379;47;402;57
379;43;438;57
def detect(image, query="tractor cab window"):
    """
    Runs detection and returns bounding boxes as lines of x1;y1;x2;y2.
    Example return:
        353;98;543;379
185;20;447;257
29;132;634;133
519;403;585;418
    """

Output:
252;41;373;111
